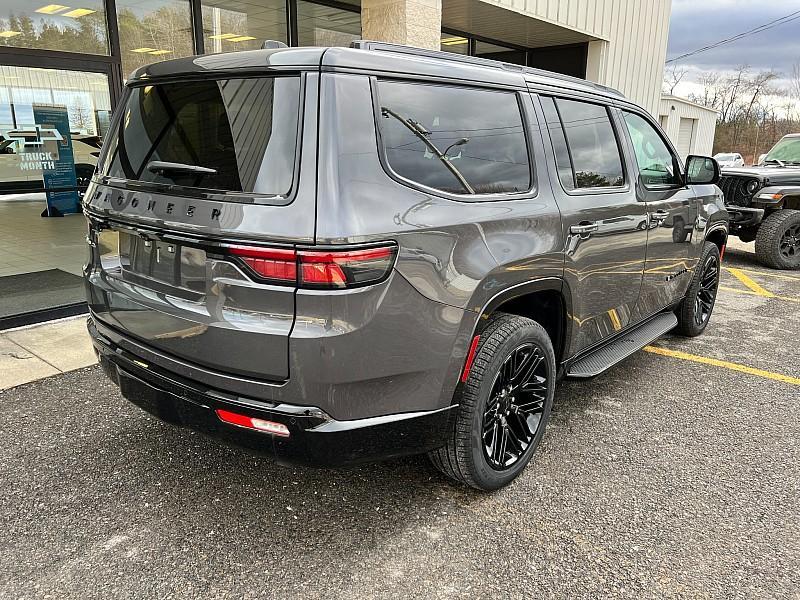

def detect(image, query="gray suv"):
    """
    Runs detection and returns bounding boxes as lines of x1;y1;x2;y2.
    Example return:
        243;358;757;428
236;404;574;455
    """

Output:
84;42;728;490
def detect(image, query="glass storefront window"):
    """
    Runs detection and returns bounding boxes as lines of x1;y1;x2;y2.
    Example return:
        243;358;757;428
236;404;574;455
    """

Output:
0;66;111;320
202;0;286;53
440;34;468;55
116;0;194;78
297;1;360;47
0;0;108;54
475;39;526;65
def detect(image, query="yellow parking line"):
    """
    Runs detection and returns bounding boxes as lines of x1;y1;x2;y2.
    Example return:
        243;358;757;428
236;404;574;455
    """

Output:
643;346;800;385
724;267;800;282
718;286;800;304
726;268;775;297
607;308;622;331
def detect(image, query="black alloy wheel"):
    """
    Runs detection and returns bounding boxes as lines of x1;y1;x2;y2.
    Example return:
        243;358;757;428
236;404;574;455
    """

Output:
694;253;719;327
676;241;721;337
779;222;800;261
428;313;555;491
482;343;548;470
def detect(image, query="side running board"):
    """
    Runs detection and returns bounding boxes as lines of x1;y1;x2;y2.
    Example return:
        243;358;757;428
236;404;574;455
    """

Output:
567;312;678;378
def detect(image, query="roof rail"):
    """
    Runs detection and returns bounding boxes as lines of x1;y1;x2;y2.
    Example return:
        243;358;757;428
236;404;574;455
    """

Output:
349;39;624;98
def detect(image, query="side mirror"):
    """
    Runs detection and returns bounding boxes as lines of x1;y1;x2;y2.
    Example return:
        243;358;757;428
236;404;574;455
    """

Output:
685;155;720;185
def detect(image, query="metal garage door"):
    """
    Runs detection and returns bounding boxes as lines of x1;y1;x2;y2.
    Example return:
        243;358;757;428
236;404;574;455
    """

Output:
677;117;696;159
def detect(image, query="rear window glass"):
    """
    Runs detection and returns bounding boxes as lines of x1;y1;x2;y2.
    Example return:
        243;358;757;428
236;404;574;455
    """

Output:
99;77;301;196
375;80;530;196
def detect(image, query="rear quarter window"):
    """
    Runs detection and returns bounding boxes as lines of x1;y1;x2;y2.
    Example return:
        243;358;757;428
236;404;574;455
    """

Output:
99;76;301;198
374;80;531;197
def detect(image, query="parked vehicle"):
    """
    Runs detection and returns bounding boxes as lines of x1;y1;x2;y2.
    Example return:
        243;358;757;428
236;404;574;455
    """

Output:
713;152;745;168
0;129;101;194
720;133;800;269
83;42;728;490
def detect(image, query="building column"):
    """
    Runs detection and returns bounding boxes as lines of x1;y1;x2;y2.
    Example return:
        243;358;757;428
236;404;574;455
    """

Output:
361;0;442;51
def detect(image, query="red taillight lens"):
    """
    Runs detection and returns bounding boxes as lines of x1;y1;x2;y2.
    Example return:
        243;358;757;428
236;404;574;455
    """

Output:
224;243;396;289
298;245;397;289
227;245;297;283
215;408;291;437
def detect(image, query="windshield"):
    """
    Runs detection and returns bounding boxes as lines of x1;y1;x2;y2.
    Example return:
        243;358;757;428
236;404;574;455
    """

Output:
764;137;800;164
715;153;736;160
98;76;301;196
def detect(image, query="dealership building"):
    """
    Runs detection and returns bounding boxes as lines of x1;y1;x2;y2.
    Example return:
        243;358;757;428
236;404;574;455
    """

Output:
0;0;714;326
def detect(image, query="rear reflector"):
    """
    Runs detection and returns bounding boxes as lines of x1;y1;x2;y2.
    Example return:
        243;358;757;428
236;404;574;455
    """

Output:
460;335;481;383
719;244;726;261
224;243;396;289
215;408;291;437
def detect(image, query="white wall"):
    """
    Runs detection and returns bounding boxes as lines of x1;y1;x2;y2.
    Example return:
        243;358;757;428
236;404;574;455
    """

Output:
658;95;718;160
478;0;672;115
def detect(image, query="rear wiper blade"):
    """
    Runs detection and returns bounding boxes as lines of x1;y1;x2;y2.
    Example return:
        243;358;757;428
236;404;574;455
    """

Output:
146;160;217;175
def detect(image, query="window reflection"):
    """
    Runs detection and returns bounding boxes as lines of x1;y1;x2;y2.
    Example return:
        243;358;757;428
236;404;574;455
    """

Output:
296;1;360;47
377;80;530;196
0;0;108;54
553;98;624;189
117;0;194;78
202;0;287;52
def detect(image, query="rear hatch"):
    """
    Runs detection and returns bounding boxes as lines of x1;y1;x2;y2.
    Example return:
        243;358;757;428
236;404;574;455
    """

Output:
84;68;317;382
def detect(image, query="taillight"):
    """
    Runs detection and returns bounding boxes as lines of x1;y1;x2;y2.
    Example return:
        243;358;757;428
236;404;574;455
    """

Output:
298;246;396;289
224;243;397;289
227;245;297;283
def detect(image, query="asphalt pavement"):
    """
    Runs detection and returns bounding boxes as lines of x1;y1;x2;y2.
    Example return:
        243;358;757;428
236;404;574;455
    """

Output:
1;239;798;599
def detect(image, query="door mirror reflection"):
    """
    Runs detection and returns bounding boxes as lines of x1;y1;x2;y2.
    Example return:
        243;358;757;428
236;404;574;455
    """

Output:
685;155;720;185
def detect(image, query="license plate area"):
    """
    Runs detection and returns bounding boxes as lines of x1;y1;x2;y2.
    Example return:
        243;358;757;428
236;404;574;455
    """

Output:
119;231;207;292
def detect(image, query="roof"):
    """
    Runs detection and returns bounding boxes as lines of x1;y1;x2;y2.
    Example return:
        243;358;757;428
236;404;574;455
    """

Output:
660;94;720;115
128;40;625;102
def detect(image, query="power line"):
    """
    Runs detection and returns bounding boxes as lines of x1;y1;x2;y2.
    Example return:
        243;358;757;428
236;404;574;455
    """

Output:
666;9;800;64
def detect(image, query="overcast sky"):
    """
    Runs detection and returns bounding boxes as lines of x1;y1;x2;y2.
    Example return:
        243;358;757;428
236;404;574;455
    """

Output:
667;0;800;95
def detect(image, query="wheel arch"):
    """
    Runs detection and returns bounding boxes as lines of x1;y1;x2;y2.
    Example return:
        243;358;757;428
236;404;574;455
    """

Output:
782;195;800;210
704;224;729;254
471;278;572;366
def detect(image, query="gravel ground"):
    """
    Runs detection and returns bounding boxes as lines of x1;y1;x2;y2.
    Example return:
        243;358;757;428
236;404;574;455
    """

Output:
1;239;798;599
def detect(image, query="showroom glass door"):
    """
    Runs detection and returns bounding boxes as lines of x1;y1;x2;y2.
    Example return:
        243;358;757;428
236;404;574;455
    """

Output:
0;64;112;324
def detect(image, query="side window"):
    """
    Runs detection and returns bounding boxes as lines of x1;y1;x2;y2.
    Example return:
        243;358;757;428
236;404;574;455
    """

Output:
375;80;531;196
622;111;682;187
544;97;625;190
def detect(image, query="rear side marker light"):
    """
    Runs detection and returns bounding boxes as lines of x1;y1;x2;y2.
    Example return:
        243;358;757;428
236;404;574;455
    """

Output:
215;409;291;437
225;243;397;289
460;335;481;383
719;244;726;261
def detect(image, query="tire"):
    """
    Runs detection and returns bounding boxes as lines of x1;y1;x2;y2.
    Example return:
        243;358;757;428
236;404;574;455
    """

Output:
754;209;800;270
429;314;555;491
676;242;721;337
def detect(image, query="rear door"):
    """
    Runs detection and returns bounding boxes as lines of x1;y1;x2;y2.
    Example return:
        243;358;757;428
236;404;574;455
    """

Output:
84;72;318;381
536;95;648;357
616;108;701;320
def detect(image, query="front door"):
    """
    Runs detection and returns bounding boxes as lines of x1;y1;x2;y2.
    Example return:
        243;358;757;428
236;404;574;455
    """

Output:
537;95;648;357
616;109;703;320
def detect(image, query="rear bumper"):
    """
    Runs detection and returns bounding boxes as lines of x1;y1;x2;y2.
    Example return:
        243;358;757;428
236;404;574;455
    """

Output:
89;319;454;467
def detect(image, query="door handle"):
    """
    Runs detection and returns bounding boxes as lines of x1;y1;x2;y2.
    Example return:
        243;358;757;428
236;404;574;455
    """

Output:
570;222;599;235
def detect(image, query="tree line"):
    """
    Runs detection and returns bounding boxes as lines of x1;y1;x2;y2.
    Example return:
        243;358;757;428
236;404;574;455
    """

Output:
665;63;800;164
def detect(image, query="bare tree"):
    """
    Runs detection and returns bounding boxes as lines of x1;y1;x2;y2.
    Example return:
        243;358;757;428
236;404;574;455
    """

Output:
663;64;688;95
791;63;800;99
